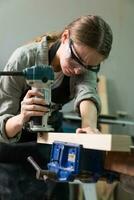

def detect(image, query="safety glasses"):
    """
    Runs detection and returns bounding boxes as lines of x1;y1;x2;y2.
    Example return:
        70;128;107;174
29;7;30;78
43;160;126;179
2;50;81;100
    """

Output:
69;39;100;73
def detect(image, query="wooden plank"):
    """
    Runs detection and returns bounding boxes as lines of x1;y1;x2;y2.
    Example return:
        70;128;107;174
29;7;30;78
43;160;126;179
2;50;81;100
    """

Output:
105;151;134;176
98;75;109;115
37;132;132;152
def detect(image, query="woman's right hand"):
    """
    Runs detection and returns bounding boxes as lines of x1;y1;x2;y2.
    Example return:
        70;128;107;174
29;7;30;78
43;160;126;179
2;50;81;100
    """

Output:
20;89;48;124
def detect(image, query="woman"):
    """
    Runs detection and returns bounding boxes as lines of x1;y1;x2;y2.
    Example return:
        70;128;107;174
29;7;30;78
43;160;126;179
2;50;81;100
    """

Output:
0;15;113;199
0;15;112;142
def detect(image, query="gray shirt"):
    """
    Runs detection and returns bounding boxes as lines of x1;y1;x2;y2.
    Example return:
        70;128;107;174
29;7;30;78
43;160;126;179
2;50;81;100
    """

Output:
0;38;101;143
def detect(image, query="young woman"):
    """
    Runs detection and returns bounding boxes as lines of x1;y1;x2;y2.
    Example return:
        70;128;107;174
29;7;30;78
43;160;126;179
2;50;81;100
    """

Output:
0;15;113;199
0;15;113;142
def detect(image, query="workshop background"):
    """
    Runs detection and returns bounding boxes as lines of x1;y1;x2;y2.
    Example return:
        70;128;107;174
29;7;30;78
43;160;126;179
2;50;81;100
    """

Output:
0;0;134;136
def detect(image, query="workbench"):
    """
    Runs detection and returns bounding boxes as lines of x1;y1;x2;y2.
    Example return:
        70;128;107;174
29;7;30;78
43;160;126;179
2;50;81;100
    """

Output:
37;132;134;177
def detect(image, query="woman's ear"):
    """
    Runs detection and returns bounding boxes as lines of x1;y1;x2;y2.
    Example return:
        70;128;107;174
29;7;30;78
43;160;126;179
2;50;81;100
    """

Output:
61;29;69;43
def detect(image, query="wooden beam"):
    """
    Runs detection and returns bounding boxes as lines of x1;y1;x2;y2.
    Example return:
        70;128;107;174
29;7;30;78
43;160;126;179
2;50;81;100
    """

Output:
37;132;132;152
105;151;134;176
98;75;109;115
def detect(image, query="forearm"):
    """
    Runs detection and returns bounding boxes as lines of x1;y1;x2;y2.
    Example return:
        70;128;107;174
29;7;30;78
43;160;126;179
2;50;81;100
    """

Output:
5;114;24;138
79;100;98;128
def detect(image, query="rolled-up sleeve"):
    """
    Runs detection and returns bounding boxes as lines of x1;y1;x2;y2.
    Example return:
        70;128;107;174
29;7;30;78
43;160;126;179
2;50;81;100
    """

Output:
0;74;25;143
0;46;32;143
71;70;101;114
0;40;48;143
0;114;21;143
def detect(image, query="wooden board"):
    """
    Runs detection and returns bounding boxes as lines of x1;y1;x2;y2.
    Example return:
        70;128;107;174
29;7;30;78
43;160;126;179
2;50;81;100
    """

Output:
98;75;109;116
105;151;134;176
37;132;132;152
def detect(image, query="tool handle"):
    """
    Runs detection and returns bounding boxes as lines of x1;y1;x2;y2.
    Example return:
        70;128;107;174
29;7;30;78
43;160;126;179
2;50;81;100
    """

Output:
27;156;41;171
0;71;24;76
27;156;57;181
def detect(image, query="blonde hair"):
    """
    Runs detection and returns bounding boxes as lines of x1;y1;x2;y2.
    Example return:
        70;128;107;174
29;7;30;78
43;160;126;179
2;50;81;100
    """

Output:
32;31;62;43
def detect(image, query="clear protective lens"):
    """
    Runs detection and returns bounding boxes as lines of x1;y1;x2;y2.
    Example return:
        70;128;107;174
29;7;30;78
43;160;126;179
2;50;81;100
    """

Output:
64;42;85;70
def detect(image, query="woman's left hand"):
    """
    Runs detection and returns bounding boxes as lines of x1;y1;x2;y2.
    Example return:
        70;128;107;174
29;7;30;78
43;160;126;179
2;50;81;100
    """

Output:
76;126;101;134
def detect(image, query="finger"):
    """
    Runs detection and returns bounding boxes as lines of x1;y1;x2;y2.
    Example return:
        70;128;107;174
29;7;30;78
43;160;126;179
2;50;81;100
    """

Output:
24;110;47;119
94;129;101;134
76;128;86;134
22;97;46;106
76;127;100;134
86;128;101;134
24;90;44;99
22;104;49;112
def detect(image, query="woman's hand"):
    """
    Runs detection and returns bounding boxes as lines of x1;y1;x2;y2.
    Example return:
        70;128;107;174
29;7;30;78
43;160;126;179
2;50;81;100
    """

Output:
76;126;101;134
20;89;48;124
5;89;48;138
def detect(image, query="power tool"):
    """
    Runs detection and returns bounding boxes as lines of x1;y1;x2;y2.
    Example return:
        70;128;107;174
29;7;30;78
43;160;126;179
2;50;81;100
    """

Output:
0;36;57;132
0;65;55;132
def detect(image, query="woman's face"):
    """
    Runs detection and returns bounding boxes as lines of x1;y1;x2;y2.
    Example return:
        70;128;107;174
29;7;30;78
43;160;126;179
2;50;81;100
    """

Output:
59;36;104;76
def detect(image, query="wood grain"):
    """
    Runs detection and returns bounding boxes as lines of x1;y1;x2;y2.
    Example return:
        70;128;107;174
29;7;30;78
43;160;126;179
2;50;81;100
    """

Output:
37;132;132;152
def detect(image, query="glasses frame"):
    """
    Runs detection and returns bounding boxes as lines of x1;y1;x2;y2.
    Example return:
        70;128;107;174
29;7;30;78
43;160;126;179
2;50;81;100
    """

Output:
69;39;100;73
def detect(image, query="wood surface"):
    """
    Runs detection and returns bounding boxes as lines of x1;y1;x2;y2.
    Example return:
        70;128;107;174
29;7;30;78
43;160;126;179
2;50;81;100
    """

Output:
105;151;134;176
37;132;132;152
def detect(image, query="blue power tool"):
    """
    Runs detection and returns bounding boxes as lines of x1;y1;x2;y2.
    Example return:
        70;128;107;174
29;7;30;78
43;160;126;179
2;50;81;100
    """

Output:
0;65;56;132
